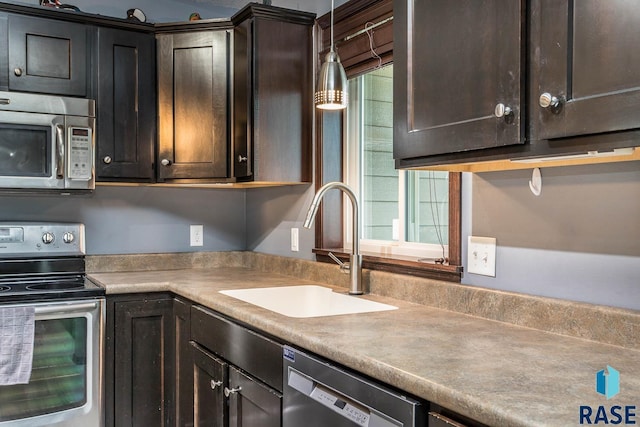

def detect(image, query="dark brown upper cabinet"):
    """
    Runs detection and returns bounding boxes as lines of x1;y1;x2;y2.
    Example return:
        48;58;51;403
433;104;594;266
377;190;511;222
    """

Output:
395;0;640;170
532;0;640;141
7;14;91;97
393;0;525;160
96;27;156;182
231;5;315;183
156;26;232;182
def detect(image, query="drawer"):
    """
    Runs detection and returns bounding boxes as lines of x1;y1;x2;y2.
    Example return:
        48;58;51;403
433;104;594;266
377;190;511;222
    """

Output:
191;305;283;391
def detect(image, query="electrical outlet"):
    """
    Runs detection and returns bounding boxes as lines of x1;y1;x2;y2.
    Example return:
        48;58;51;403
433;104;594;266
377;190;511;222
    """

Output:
467;236;496;277
291;228;299;252
190;225;203;247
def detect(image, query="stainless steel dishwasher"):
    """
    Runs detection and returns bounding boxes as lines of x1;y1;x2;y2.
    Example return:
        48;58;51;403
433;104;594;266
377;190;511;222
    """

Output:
282;346;427;427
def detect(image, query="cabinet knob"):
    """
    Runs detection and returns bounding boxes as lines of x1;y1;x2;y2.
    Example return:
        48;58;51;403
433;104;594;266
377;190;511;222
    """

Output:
539;92;562;110
494;103;513;119
224;386;242;397
237;155;248;163
210;380;222;390
161;158;172;166
14;68;23;77
103;156;112;164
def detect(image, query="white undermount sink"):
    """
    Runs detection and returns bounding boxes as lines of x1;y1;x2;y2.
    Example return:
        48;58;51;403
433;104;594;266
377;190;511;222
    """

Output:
219;285;397;318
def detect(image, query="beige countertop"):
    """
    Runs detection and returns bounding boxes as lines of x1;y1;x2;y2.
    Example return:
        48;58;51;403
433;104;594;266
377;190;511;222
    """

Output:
88;264;640;427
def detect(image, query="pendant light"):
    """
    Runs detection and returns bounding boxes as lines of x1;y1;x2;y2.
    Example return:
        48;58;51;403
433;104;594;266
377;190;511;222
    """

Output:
315;0;348;110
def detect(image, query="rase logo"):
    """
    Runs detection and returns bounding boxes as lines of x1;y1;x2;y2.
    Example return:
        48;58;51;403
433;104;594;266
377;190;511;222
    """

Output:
597;366;621;400
579;366;637;425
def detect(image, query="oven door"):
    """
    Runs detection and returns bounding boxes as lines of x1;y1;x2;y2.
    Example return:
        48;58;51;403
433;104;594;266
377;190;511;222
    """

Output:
0;111;65;190
0;298;104;427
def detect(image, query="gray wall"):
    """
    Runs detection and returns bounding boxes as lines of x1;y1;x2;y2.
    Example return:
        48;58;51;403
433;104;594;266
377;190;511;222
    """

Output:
4;0;346;22
246;162;640;312
462;162;640;311
0;186;246;254
246;185;316;260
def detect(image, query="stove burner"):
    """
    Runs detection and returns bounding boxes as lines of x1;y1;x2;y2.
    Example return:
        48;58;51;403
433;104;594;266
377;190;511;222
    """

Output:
26;282;86;291
0;285;9;292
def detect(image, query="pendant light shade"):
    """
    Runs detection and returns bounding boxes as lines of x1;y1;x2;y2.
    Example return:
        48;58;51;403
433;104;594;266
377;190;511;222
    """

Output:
315;51;348;109
315;0;348;110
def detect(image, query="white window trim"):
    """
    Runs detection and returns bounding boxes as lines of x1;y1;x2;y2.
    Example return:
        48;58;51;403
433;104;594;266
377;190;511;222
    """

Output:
343;69;449;261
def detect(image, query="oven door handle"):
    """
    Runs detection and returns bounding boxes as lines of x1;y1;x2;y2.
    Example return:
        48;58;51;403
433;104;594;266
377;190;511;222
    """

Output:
35;301;98;315
55;123;65;179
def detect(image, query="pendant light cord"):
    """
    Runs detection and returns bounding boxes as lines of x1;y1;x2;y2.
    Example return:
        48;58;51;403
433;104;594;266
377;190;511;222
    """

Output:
330;0;335;53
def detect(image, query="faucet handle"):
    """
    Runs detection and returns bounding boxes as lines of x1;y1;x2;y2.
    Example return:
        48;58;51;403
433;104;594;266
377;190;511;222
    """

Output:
328;252;350;273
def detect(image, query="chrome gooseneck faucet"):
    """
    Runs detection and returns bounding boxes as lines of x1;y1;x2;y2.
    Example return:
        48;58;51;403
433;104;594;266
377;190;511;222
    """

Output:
303;182;364;295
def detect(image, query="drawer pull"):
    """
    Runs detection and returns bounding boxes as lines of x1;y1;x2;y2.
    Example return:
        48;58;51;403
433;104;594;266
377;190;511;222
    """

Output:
224;386;242;397
210;380;222;390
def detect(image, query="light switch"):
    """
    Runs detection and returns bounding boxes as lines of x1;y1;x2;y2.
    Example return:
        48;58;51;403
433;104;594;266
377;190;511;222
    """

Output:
467;236;496;277
291;228;299;252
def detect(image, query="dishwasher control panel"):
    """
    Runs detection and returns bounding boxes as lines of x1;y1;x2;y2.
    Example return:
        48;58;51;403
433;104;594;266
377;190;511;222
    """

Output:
283;345;427;427
302;372;371;426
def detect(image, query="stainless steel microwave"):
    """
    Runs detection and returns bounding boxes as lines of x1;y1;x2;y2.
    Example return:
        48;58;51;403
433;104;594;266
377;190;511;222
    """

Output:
0;91;95;193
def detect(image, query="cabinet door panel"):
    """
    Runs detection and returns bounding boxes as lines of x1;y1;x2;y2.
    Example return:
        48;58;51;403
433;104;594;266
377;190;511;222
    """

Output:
157;31;230;181
394;0;524;159
232;19;251;179
228;367;281;427
96;28;155;181
8;15;88;96
191;342;227;427
113;298;173;427
535;0;640;140
173;298;194;427
174;47;216;163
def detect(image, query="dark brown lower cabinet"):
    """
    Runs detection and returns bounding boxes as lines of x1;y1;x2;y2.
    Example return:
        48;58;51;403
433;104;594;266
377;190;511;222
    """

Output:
190;305;283;427
106;294;174;427
192;342;228;427
227;366;281;427
173;298;194;427
190;341;282;427
107;297;283;427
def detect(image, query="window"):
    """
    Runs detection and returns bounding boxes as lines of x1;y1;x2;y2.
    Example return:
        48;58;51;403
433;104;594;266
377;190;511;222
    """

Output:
314;0;461;280
345;65;450;262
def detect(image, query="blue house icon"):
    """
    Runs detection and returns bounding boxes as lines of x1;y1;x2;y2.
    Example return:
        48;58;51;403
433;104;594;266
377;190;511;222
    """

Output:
596;366;620;399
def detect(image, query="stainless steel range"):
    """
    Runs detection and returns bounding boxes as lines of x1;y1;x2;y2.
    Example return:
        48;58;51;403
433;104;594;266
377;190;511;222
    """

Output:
0;223;104;427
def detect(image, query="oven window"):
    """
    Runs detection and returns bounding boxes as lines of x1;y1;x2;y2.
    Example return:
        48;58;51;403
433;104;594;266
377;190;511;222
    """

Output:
0;125;51;177
0;317;87;421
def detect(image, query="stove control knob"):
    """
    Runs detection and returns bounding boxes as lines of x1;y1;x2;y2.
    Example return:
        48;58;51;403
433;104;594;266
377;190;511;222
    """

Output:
63;232;75;244
42;232;55;244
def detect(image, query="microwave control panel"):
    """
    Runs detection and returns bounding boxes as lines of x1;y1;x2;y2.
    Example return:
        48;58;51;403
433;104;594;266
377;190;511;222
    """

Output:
67;127;93;180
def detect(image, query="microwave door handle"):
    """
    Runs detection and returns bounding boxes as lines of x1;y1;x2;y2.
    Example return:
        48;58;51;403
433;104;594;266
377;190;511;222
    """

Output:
55;124;65;179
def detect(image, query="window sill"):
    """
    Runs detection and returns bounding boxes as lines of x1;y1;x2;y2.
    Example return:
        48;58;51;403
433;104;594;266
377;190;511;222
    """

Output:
312;248;463;283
